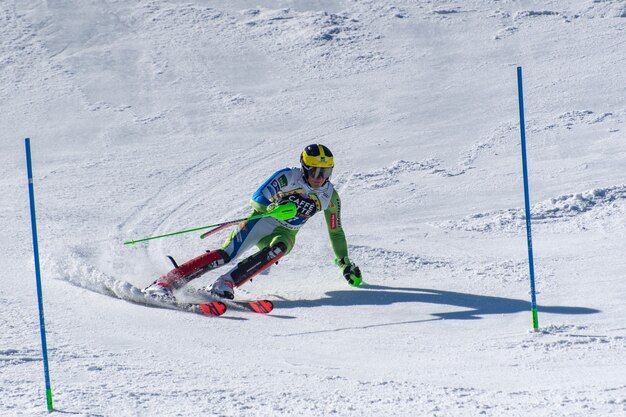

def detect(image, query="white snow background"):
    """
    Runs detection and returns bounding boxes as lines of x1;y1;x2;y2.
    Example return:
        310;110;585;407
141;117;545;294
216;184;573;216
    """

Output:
1;0;625;416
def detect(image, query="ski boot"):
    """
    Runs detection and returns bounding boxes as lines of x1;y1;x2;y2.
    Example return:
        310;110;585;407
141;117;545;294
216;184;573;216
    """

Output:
207;242;287;299
144;250;230;300
208;276;236;300
143;280;174;301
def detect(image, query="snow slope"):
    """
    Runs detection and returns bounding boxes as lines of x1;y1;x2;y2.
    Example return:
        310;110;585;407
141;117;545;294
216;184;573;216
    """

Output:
1;0;625;415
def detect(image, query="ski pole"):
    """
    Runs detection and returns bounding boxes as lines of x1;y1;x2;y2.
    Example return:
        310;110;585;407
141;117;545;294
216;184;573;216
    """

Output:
124;202;297;245
199;222;232;240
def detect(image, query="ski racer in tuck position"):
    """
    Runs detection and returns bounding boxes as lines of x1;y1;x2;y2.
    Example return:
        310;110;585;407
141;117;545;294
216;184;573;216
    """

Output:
143;144;363;300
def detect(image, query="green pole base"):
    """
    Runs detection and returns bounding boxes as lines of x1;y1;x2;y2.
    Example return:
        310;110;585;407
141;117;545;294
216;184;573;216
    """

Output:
46;388;54;412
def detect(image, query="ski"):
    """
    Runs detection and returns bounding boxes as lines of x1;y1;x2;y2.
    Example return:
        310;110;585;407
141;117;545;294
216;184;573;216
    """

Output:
223;298;274;314
184;288;274;314
186;300;228;316
108;281;270;317
140;293;228;317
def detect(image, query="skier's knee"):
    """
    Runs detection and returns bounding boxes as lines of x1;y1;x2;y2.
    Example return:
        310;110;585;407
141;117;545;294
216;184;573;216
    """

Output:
270;238;291;255
211;249;231;264
272;241;288;253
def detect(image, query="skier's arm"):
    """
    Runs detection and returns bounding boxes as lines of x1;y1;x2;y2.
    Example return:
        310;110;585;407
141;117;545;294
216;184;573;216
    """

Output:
324;189;348;260
325;190;362;286
250;168;291;213
251;199;270;214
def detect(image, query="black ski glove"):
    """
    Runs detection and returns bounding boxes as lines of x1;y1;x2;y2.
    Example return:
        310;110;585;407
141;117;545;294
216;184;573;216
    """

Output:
336;257;363;287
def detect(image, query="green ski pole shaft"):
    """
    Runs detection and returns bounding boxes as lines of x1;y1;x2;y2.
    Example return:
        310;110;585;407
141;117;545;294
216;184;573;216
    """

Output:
124;217;248;245
124;202;297;245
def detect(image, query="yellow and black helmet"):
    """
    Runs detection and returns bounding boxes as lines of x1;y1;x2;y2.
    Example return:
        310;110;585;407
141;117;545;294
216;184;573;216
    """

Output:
300;144;334;181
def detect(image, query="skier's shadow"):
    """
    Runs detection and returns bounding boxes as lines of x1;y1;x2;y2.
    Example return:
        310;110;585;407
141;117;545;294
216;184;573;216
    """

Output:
274;283;600;321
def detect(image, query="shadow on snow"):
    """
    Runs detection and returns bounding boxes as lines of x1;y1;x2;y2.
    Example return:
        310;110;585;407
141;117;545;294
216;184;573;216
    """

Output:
274;283;600;321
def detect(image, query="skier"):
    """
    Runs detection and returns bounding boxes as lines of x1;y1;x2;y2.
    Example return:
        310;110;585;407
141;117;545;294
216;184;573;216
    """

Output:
143;144;363;300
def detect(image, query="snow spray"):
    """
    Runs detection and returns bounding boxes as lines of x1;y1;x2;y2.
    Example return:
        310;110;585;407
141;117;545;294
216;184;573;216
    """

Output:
25;138;54;411
516;68;539;331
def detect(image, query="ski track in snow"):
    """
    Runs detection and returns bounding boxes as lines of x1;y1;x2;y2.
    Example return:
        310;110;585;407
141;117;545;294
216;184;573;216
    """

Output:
438;185;626;233
519;324;626;353
350;244;450;271
238;8;391;79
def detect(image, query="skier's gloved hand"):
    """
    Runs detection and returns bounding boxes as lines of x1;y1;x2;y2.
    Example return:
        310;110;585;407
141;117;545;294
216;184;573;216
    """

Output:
266;200;298;221
336;257;363;287
266;192;287;213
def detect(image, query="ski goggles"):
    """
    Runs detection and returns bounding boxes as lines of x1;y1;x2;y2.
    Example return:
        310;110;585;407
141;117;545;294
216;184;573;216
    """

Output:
304;165;333;180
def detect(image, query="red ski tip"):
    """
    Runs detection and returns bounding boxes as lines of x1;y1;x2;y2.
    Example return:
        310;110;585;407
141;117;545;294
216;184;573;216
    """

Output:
199;301;227;316
249;300;274;314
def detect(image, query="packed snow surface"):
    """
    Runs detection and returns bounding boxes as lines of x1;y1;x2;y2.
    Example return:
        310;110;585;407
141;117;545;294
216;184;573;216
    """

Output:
1;0;625;416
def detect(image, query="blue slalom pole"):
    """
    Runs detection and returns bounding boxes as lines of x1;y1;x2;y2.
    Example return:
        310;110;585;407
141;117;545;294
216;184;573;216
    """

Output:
25;138;54;411
516;68;539;330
